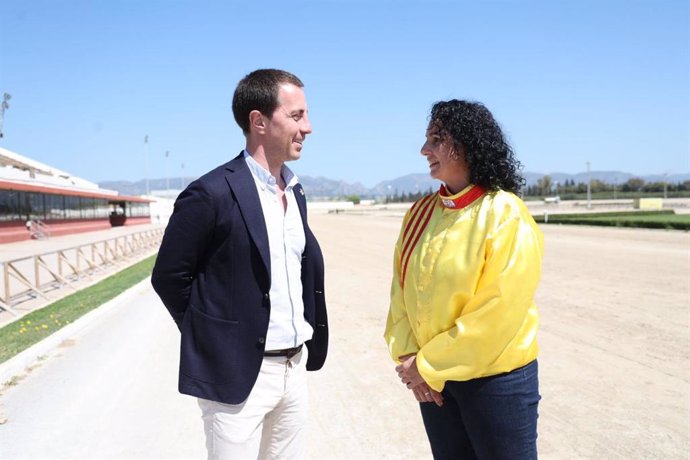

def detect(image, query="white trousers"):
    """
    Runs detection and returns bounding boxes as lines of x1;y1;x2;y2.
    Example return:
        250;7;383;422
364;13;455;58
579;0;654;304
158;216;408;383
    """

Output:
198;347;308;460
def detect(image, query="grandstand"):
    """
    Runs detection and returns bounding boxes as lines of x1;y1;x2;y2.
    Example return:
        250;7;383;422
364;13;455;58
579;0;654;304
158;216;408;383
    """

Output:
0;147;151;243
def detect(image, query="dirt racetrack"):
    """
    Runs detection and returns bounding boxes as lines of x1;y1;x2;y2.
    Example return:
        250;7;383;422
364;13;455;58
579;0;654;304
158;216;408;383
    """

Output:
305;211;689;459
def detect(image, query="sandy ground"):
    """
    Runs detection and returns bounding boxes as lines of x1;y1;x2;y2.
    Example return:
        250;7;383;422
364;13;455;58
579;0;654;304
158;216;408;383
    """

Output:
0;212;688;459
305;212;690;459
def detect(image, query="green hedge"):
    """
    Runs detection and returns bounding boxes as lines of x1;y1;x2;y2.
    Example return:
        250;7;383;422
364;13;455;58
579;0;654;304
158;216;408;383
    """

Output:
533;210;690;230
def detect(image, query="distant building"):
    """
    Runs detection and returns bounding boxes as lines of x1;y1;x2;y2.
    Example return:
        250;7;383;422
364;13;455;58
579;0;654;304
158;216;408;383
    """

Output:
0;147;152;243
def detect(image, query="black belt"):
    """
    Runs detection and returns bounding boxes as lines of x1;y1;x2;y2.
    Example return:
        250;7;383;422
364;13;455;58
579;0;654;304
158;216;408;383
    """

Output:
263;344;303;359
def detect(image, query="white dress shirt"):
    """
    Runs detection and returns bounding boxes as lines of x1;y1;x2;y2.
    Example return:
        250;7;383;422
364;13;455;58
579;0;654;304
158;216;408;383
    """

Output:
243;151;314;350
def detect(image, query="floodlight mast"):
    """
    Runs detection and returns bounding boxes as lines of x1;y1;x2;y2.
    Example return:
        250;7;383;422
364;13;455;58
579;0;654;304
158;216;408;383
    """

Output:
0;93;11;139
663;172;669;200
165;150;170;191
586;161;592;209
144;135;150;195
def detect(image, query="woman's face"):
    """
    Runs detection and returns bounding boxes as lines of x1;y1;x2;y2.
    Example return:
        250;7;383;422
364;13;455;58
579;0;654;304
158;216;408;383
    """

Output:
420;123;470;193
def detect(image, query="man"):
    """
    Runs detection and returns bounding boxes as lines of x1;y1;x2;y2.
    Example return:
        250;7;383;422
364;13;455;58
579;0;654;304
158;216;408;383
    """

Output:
151;69;328;459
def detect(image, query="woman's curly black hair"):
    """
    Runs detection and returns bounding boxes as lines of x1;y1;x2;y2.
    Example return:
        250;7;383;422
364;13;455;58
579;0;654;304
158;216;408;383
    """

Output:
429;100;524;194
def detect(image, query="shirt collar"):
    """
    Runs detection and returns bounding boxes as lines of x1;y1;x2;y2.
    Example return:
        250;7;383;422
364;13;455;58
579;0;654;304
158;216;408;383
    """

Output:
438;183;486;210
242;150;300;191
282;164;299;191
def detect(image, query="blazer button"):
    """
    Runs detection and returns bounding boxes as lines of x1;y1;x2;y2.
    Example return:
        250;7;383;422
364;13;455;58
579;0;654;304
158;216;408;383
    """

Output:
263;292;270;300
258;337;265;344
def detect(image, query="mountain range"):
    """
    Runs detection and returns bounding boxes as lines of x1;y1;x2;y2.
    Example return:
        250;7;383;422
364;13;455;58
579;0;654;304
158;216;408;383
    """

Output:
99;171;690;199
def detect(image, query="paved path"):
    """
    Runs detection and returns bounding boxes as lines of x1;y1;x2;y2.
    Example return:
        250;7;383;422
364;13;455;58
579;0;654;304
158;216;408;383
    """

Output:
0;284;205;459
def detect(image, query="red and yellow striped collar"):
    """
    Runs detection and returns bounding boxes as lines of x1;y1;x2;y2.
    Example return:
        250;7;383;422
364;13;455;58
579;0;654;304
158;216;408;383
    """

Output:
438;184;486;210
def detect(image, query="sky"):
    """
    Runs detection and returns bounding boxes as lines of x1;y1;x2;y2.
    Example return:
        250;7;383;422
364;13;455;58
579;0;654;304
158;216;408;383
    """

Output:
0;0;688;187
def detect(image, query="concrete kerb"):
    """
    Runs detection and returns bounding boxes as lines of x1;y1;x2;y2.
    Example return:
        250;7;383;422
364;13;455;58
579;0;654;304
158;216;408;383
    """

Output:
0;277;152;384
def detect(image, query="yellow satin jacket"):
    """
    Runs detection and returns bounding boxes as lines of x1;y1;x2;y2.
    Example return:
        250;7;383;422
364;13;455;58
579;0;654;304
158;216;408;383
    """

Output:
384;185;544;392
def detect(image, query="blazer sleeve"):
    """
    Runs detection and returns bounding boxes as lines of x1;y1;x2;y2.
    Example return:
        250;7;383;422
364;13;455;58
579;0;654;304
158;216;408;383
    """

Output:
151;180;215;329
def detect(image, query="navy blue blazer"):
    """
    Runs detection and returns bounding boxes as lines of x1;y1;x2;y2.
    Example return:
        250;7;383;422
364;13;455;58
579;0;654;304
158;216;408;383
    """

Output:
151;153;328;404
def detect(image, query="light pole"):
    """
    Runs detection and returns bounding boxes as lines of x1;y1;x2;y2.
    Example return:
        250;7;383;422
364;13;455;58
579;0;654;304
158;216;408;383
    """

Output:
180;163;185;189
0;93;11;139
165;150;170;191
144;135;150;195
586;161;592;209
663;172;668;200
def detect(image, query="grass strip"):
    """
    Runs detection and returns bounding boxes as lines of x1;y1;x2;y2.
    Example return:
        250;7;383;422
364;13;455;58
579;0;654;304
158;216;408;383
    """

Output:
0;255;156;364
534;211;690;230
535;210;675;219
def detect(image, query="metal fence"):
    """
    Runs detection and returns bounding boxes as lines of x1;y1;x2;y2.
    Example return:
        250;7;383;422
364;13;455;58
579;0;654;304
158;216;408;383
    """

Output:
0;228;163;316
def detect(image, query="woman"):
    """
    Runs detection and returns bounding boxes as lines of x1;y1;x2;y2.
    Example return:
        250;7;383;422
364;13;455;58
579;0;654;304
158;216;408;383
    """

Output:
384;100;543;459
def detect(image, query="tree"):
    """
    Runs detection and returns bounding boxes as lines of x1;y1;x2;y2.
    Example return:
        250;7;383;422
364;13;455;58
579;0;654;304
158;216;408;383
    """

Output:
621;178;645;192
642;182;664;193
536;175;553;196
590;179;607;193
344;194;360;204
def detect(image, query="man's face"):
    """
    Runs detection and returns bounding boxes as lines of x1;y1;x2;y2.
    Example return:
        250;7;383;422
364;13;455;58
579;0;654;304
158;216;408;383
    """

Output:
263;83;312;164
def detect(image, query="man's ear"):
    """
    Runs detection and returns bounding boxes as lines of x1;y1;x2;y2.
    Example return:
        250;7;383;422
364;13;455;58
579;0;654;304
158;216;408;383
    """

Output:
249;110;265;133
